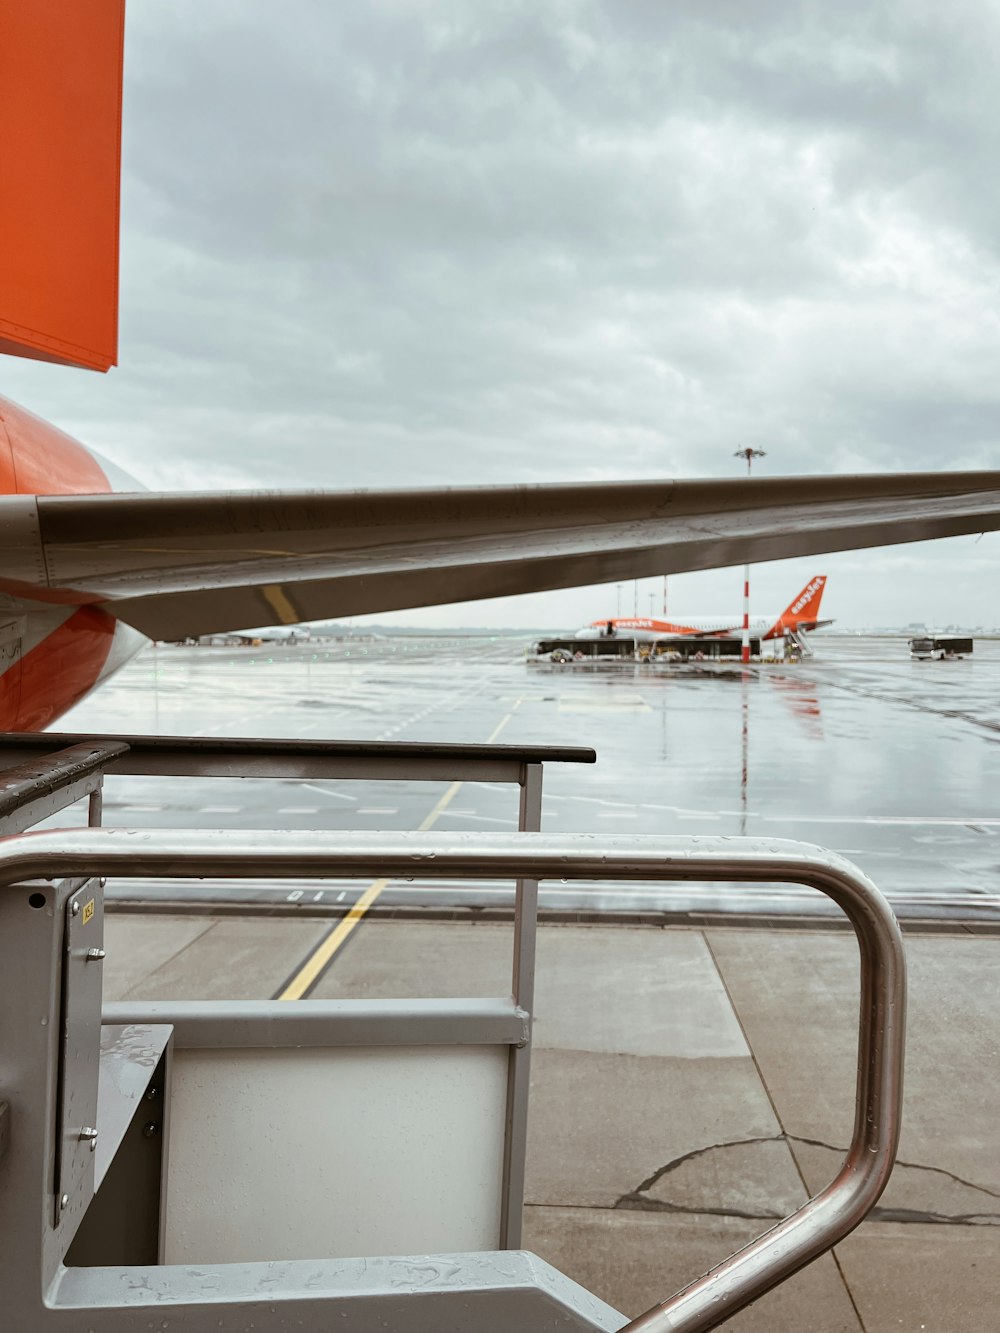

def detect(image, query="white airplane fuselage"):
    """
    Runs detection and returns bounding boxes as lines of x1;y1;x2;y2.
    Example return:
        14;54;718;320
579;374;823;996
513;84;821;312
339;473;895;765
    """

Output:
576;615;781;643
575;576;829;644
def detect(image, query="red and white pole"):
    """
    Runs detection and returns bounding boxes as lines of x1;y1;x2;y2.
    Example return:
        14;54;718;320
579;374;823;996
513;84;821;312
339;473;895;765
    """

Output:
734;446;766;664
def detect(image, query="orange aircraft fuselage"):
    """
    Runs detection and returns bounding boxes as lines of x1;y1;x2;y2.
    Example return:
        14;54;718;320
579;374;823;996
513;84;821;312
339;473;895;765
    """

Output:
0;395;144;730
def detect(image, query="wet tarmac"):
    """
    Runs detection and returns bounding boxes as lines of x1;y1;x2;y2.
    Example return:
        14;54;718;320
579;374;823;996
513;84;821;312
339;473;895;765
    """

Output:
71;636;1000;1331
51;633;1000;921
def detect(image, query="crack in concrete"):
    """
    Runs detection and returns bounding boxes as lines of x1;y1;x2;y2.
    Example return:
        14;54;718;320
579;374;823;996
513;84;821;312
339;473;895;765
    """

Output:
614;1132;1000;1227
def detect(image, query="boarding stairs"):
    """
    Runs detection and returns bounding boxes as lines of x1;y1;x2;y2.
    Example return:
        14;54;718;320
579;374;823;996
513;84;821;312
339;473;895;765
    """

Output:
789;628;814;657
0;733;905;1331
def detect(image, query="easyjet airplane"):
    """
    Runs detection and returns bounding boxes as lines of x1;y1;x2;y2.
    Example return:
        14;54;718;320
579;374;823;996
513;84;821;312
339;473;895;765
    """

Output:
576;575;830;642
6;390;1000;734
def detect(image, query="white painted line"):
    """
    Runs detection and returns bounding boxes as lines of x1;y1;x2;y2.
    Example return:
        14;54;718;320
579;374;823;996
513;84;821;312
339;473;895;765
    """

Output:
201;805;241;814
192;712;264;737
558;698;652;712
293;711;354;735
301;783;357;804
543;789;1000;829
441;811;518;826
277;807;321;814
766;813;1000;827
357;807;399;815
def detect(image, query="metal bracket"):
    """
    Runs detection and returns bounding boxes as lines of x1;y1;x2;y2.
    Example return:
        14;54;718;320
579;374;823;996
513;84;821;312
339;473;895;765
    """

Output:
54;881;105;1225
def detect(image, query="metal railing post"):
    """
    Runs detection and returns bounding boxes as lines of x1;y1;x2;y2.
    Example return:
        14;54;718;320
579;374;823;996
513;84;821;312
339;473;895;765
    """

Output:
499;761;543;1248
87;782;103;828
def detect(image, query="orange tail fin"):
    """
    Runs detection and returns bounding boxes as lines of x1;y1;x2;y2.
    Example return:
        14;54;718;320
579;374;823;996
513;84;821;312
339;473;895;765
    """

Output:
777;575;827;629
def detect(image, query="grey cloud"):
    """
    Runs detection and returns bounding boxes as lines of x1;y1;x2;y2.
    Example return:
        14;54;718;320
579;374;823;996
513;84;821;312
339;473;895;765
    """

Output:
1;1;998;622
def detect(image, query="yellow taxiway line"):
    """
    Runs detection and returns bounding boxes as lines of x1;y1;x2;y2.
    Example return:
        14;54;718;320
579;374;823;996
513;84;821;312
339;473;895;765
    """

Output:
276;702;521;1000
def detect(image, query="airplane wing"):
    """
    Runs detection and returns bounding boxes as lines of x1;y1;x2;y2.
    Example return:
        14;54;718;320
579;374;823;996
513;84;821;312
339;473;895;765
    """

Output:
2;471;999;640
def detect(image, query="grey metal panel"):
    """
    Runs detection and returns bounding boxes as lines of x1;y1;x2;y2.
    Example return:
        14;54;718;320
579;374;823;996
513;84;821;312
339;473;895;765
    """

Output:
3;779;102;837
50;1249;628;1331
13;469;1000;638
55;882;105;1227
140;756;526;783
66;1047;168;1269
92;1025;172;1190
0;494;45;585
156;1039;172;1264
0;874;94;1293
101;998;530;1050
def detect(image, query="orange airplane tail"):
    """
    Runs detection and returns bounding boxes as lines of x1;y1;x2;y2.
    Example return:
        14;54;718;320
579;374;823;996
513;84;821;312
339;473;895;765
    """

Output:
772;575;827;633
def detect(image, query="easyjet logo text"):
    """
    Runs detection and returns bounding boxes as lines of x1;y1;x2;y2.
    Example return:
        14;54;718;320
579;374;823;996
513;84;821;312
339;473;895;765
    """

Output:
789;577;825;617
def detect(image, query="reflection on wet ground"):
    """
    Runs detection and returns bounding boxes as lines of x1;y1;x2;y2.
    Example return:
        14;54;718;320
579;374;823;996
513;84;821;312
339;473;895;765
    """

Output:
52;635;1000;920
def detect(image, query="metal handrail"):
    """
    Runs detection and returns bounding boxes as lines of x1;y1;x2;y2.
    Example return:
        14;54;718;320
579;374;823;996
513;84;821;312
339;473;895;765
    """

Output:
0;729;595;777
0;828;905;1332
0;742;127;836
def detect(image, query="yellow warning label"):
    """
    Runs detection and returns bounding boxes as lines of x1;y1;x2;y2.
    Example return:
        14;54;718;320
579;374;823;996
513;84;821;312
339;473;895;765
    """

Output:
81;899;95;926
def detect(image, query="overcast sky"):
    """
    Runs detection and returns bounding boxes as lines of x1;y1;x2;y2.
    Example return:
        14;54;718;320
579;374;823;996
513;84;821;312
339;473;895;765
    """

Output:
4;0;999;628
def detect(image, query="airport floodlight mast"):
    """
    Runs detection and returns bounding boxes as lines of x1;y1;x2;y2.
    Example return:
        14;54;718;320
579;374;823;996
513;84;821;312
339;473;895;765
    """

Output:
734;448;767;663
